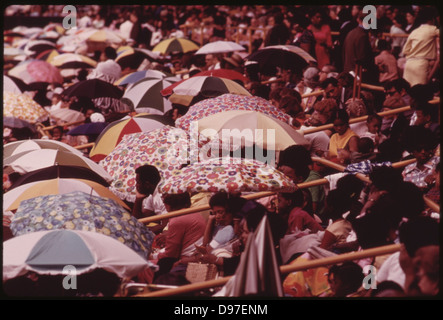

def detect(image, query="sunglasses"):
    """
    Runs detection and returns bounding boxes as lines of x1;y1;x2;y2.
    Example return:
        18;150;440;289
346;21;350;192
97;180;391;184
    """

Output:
385;90;397;96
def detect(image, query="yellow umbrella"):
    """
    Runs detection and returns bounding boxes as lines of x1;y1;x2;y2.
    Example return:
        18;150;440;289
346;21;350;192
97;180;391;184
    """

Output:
152;38;199;55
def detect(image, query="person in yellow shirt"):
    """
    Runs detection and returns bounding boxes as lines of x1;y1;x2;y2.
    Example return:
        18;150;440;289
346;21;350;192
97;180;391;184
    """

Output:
328;109;359;164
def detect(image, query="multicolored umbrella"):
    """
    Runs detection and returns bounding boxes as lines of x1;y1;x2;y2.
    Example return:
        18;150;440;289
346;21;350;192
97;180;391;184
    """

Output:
35;49;61;63
197;110;309;151
195;40;246;55
100;126;191;202
3;229;151;281
50;53;97;69
62;78;123;100
3;177;130;212
3;139;84;158
114;70;179;87
3;149;112;182
175;94;292;132
49;108;86;124
8;59;63;84
115;46;160;67
3;91;49;123
158;156;296;194
167;76;251;106
152;38;200;55
120;78;177;115
89;113;174;162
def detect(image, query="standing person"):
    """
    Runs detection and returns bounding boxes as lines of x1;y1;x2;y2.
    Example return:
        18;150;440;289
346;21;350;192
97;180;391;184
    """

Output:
305;7;333;69
402;6;440;86
375;39;399;84
264;11;291;46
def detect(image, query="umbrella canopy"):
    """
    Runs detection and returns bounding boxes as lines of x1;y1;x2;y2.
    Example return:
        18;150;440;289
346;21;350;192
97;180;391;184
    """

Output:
8;59;63;84
49;108;86;124
115;70;179;86
77;28;125;44
23;39;57;57
35;49;60;63
121;78;177;115
3;149;112;182
175;94;292;132
3;91;49;123
3;139;84;158
218;215;284;297
66;122;108;136
246;45;316;76
3;177;129;212
167;76;251;107
3;117;36;132
3;229;150;281
62;78;123;100
10;191;154;259
8;164;110;190
100;126;191;202
152;38;200;55
195;40;246;55
50;53;97;69
197;110;309;151
4;75;24;93
89;113;175;162
158;156;296;194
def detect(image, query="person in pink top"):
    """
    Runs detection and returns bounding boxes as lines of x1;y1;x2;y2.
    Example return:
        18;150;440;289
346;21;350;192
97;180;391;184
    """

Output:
306;8;333;70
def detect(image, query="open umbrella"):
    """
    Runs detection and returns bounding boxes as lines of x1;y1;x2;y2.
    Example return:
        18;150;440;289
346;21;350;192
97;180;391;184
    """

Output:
8;59;63;84
49;108;86;124
8;165;110;190
3;177;130;212
76;28;125;44
35;49;60;63
152;38;200;55
4;75;24;93
89;113;174;162
196;110;309;151
3;91;49;123
195;40;246;55
3;75;29;92
246;45;316;76
120;78;177;115
175;94;292;132
217;215;284;297
10;191;155;259
115;70;179;87
62;78;123;100
23;39;57;57
50;53;97;69
3;149;112;182
66;122;108;136
158;156;296;194
3;139;84;158
3;229;151;282
167;76;251;106
3;117;36;133
100;126;191;202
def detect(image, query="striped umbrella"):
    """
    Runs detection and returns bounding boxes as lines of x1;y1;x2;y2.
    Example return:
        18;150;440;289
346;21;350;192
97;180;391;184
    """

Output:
114;70;179;87
35;49;60;63
3;91;49;123
167;76;251;106
120;78;177;115
89;113;175;162
3;139;84;159
50;53;97;69
152;38;200;55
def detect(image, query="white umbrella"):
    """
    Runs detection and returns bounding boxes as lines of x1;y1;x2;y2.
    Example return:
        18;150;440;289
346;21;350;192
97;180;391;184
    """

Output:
195;40;246;55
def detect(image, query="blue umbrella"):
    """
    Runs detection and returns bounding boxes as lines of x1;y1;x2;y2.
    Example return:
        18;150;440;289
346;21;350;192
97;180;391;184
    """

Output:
67;122;108;136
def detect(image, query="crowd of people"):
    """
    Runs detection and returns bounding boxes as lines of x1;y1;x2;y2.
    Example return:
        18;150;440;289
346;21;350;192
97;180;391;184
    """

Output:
3;5;440;298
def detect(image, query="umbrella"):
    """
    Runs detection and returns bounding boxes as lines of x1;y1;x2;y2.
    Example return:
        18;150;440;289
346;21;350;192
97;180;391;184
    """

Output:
100;126;191;202
76;28;125;44
115;46;160;69
158;156;297;194
3;149;112;182
3;91;49;123
8;59;63;84
195;40;246;55
4;75;29;92
217;215;284;297
23;39;57;56
8;165;110;191
3;117;36;133
50;53;97;69
120;78;177;115
175;94;292;132
3;139;84;158
66;122;108;136
114;70;179;87
4;75;24;93
89;113;174;162
4;47;26;59
152;38;200;55
3;229;151;282
166;76;251;107
246;45;316;76
49;108;86;124
196;110;309;151
35;49;60;63
3;177;129;212
62;78;123;100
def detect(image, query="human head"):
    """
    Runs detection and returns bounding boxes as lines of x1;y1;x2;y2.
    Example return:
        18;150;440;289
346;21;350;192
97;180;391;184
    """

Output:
331;109;350;136
308;98;338;126
370;280;405;297
377;39;391;52
414;6;437;25
278;95;303;116
277;189;305;213
368;165;403;193
209;191;234;226
101;46;117;61
366;114;382;134
358;137;374;154
383;78;410;100
321;77;341;100
413;245;439;296
51;126;64;141
413;102;435;127
171;104;188;122
135;165;161;196
319;64;337;83
403;126;438;165
346;98;367;118
328;262;364;297
303;66;320;89
162;192;191;211
277;145;312;183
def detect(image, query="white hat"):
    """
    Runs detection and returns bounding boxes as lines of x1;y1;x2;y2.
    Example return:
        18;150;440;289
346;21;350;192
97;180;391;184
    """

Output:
90;112;105;123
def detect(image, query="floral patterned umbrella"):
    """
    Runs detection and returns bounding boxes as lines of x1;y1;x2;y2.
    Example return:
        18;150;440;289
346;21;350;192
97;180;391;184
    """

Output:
3;91;49;123
175;94;292;132
158;156;297;194
10;191;155;259
8;59;63;84
100;126;192;202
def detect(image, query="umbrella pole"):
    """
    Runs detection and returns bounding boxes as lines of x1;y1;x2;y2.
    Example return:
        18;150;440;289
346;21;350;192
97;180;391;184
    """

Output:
357;64;362;99
352;64;358;101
